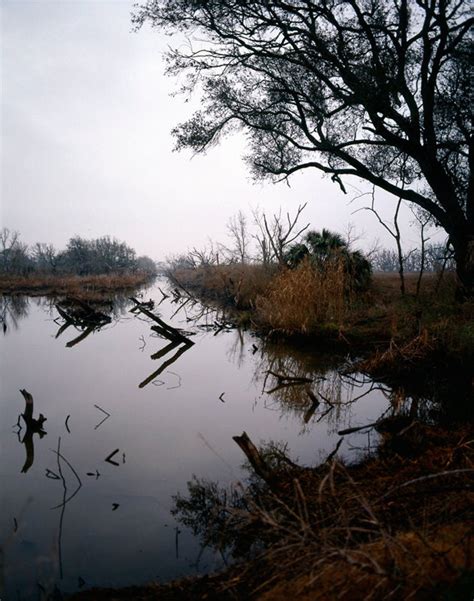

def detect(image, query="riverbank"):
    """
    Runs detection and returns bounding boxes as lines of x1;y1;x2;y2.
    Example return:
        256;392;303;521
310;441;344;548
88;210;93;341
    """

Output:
167;264;474;370
0;272;155;300
70;423;473;600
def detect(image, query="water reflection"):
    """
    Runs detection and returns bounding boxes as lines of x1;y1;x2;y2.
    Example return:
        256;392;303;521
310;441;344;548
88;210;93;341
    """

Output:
0;282;465;600
14;389;48;474
1;295;31;333
129;296;195;389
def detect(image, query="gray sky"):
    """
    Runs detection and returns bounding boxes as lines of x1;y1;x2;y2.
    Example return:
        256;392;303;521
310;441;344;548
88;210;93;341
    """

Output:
1;0;438;261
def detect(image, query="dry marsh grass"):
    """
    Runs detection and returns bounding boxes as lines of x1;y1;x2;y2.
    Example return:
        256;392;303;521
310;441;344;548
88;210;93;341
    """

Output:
255;258;349;334
167;263;472;359
0;273;154;299
170;263;276;309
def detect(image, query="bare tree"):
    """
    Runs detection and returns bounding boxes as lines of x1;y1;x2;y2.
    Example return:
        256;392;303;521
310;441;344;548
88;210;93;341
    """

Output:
0;228;20;273
410;208;432;297
188;239;220;267
32;243;57;273
356;190;407;295
222;211;251;264
253;203;309;266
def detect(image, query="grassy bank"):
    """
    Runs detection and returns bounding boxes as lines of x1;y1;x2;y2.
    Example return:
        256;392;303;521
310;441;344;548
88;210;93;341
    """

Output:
0;272;155;300
70;424;473;600
168;263;473;368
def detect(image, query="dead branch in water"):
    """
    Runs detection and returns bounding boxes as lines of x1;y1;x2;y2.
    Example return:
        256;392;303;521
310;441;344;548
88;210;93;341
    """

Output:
139;343;191;389
233;432;280;492
130;297;194;346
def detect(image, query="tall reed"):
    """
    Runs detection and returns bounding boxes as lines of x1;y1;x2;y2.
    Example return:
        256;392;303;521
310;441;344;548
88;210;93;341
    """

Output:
256;257;349;334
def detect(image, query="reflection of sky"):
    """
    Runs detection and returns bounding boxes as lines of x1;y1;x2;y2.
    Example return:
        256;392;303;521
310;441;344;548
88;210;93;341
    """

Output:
0;281;390;599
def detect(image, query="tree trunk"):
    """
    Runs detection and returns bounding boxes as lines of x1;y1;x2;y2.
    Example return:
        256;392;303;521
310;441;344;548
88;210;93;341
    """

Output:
454;236;474;299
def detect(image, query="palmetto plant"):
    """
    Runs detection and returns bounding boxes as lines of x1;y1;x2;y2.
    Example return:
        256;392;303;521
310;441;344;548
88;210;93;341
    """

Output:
285;229;372;291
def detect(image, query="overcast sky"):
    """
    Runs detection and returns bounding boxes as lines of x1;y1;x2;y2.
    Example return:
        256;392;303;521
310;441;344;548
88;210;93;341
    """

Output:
1;0;438;261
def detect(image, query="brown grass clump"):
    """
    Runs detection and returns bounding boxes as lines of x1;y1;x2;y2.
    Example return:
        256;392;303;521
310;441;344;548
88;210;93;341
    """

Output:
259;523;472;601
255;258;349;334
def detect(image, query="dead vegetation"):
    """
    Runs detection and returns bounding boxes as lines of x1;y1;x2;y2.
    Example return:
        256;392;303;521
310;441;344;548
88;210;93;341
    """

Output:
0;272;154;300
168;263;276;310
168;265;473;367
70;424;473;601
255;257;349;334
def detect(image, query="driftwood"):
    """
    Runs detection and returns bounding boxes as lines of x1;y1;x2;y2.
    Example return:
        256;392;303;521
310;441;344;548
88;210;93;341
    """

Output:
56;299;111;326
19;389;47;473
232;431;277;488
130;298;195;388
130;297;194;346
66;326;96;348
55;299;111;347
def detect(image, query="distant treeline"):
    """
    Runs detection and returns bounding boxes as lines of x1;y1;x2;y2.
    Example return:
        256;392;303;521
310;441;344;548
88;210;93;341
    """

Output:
0;228;156;276
371;245;455;273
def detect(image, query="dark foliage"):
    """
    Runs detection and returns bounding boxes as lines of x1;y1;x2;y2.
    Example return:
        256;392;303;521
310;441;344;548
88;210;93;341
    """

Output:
285;228;372;290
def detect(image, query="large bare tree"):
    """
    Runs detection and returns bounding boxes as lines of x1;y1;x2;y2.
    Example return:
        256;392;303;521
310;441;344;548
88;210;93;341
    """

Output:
134;0;473;296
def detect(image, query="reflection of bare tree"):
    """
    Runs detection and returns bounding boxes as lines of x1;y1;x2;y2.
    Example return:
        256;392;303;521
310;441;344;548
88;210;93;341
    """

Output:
251;343;397;435
226;328;246;369
0;295;30;333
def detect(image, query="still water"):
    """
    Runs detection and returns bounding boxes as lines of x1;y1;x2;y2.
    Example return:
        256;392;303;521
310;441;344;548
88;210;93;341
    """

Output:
1;280;394;599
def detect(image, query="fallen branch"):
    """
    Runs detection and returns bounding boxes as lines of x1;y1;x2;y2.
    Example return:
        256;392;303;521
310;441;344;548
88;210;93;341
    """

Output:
233;431;278;490
130;297;194;345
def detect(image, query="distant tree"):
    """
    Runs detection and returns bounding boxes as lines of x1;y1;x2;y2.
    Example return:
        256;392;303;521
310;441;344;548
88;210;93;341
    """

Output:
223;210;251;264
0;228;20;273
32;243;58;273
61;236;93;275
136;255;157;274
8;242;32;275
0;228;32;275
60;236;137;275
134;1;473;296
93;236;137;273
